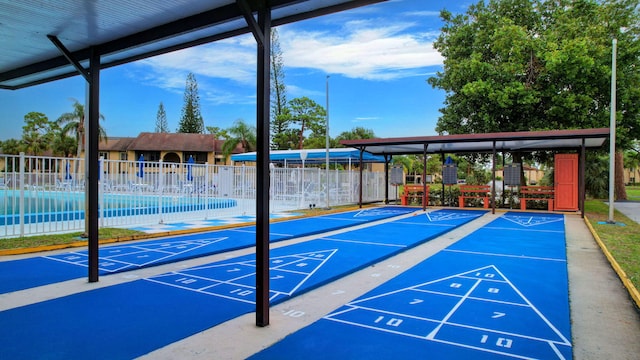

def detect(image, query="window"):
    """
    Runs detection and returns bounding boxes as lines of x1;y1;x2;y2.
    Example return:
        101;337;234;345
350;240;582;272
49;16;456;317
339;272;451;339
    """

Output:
183;152;208;164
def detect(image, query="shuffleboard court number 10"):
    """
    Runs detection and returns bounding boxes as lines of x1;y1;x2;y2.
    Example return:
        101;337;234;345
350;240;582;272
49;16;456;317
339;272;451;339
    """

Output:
374;316;403;327
481;334;513;348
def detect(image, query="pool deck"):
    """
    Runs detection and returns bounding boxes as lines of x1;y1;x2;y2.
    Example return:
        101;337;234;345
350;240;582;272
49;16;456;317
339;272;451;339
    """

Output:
1;208;639;359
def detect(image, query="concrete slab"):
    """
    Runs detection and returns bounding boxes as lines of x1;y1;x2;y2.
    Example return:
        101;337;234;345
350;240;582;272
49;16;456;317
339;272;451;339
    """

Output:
1;210;638;359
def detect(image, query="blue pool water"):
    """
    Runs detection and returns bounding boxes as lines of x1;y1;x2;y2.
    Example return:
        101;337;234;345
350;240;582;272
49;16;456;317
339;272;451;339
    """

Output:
0;190;237;226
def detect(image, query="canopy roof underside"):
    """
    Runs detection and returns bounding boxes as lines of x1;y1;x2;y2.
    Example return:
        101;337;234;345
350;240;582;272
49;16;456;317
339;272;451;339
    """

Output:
0;0;383;89
340;128;610;156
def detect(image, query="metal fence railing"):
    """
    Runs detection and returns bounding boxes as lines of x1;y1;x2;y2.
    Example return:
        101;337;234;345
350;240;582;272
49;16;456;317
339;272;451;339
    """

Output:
0;153;387;238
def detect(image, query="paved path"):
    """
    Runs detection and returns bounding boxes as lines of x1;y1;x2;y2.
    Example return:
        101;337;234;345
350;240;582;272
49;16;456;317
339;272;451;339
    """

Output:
612;201;640;224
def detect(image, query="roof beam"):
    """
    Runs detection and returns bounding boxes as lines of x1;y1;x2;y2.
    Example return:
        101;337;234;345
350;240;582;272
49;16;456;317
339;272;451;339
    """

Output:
46;35;90;83
237;0;265;46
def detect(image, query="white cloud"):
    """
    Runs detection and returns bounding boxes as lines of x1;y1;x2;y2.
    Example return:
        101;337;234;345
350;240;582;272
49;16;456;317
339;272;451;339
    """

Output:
280;20;443;80
140;37;257;85
132;16;443;100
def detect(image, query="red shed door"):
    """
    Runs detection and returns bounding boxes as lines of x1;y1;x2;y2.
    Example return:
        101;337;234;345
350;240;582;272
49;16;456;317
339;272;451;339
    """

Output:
554;154;578;211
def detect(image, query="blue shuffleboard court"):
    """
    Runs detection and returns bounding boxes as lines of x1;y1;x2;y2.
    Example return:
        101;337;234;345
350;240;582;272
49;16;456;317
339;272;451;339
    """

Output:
0;206;416;294
0;209;484;360
250;212;572;360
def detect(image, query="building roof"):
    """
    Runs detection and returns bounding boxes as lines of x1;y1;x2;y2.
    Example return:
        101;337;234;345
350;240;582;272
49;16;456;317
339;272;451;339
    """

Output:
0;0;384;89
340;128;610;155
100;137;136;152
99;132;243;154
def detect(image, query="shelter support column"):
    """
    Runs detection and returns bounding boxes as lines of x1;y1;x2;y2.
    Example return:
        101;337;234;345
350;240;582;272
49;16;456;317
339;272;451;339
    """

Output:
87;48;100;282
491;141;496;215
579;140;586;217
384;155;390;204
47;35;100;283
440;153;445;206
238;0;271;327
422;145;427;211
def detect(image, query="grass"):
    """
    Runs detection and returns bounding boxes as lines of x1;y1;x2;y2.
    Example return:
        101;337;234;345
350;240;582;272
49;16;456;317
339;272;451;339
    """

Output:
584;199;640;291
627;186;640;201
0;228;144;251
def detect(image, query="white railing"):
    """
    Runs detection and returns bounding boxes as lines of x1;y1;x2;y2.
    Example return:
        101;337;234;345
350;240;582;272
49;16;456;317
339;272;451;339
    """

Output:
0;153;387;238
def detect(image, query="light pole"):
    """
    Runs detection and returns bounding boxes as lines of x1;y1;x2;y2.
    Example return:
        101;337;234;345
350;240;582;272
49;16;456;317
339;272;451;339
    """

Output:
608;38;617;223
325;75;330;209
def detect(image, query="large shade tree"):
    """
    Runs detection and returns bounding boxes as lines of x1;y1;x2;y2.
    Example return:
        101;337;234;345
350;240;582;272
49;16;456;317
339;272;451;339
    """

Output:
288;97;327;149
22;112;58;156
428;0;640;198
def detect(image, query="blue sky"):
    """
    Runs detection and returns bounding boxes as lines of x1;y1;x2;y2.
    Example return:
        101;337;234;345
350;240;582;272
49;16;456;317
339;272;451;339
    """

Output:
0;0;468;142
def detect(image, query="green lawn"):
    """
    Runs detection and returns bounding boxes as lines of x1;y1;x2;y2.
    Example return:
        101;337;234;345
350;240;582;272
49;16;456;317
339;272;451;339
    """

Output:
585;199;640;291
0;228;144;251
627;186;640;201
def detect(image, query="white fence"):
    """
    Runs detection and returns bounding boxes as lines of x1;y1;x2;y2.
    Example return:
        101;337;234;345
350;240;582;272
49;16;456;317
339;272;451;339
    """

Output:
0;153;387;238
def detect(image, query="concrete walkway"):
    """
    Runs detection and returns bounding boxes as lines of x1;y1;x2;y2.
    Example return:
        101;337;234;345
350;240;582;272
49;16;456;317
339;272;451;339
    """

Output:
1;210;639;359
612;201;640;224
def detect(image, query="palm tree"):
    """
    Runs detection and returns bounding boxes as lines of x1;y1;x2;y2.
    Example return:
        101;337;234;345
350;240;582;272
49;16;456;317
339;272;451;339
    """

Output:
221;119;257;160
56;98;107;160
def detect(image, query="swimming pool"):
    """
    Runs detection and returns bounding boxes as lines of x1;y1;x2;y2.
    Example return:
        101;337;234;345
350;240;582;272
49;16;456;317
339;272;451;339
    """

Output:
0;190;237;226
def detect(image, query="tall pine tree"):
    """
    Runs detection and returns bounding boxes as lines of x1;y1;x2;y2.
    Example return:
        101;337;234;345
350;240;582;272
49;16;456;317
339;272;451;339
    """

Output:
270;28;291;149
177;72;205;133
155;101;169;133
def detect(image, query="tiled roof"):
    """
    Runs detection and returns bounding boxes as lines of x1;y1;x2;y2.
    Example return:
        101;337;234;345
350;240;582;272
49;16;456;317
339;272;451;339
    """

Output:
128;132;216;152
99;132;244;154
100;137;136;151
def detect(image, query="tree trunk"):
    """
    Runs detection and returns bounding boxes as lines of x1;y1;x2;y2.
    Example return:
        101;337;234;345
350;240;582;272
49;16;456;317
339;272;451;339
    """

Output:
615;151;627;200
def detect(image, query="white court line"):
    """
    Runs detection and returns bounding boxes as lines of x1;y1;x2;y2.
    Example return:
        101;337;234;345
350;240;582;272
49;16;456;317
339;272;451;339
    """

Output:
427;279;481;339
320;237;406;248
443;249;567;262
483;226;564;233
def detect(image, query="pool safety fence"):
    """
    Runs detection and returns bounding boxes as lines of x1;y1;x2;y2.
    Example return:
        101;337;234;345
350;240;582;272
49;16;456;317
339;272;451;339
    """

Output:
0;153;387;238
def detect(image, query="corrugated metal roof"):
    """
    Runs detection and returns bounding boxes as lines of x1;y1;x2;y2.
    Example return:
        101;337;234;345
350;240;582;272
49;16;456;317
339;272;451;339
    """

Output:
0;0;385;89
340;128;610;155
231;147;386;163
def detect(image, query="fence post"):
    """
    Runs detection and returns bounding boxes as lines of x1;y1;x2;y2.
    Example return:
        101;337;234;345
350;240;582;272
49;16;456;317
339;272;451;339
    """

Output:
99;156;104;227
241;165;246;214
158;159;164;224
204;162;210;219
19;152;25;237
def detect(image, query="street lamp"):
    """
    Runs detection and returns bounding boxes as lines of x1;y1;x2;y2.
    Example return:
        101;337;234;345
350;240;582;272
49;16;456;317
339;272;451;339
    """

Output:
325;75;330;209
608;38;617;223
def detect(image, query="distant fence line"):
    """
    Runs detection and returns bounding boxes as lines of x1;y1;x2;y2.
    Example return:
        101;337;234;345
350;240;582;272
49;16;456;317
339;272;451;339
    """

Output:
0;153;387;238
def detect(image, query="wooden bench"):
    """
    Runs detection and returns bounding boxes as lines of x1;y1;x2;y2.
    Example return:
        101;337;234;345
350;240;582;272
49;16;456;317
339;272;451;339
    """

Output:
458;184;491;209
519;186;554;211
401;185;429;206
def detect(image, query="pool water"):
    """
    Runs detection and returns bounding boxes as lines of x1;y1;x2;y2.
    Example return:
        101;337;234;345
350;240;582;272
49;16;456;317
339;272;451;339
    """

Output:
0;190;237;225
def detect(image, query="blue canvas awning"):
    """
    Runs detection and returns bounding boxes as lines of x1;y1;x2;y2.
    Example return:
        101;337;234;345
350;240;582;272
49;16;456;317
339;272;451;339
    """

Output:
231;148;385;164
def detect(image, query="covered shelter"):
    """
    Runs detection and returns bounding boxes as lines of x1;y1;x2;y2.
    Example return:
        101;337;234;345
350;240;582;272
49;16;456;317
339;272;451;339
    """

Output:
231;147;385;166
341;128;610;215
0;0;385;326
